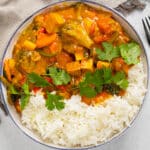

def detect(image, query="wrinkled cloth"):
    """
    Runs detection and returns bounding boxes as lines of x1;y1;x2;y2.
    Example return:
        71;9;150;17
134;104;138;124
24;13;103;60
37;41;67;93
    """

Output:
115;0;146;14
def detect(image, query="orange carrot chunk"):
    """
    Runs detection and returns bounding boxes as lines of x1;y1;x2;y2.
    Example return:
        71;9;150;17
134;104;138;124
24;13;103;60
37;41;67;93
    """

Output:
36;33;57;48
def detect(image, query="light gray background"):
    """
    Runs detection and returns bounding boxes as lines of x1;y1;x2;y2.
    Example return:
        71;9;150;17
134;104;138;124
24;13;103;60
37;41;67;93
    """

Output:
0;0;150;150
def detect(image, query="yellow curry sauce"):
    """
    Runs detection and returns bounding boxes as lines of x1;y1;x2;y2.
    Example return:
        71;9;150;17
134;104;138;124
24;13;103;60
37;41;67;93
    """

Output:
2;3;141;113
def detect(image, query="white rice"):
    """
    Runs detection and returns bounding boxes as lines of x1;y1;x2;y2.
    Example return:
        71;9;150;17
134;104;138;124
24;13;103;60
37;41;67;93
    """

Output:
21;61;147;147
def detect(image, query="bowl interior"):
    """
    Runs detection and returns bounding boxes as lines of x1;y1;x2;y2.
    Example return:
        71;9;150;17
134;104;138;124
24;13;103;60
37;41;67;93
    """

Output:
0;0;148;149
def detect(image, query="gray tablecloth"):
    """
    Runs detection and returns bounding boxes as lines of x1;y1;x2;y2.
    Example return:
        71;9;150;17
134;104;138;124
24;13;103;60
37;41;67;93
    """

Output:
0;0;150;150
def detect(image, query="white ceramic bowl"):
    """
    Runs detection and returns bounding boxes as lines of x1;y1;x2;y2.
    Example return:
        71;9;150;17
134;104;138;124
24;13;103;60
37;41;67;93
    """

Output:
0;1;149;149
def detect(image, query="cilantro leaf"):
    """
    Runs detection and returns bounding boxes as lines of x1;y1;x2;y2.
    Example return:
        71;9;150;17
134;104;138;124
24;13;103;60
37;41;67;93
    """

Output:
20;94;30;110
9;85;19;95
79;70;104;98
96;42;120;62
45;93;65;111
45;93;55;110
55;101;65;110
92;70;103;92
102;68;112;84
22;82;30;95
20;83;30;110
47;67;71;85
28;72;50;87
79;82;97;98
117;79;128;90
112;71;128;90
119;42;141;65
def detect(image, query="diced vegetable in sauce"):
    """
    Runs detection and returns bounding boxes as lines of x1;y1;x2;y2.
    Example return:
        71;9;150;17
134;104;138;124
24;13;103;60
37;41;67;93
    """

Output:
1;3;142;112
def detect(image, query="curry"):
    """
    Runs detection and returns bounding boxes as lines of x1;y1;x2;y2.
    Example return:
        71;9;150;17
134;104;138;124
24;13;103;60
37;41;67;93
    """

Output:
1;3;141;113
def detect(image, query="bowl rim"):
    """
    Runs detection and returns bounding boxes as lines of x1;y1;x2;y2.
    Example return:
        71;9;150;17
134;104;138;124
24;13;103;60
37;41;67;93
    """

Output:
0;0;149;150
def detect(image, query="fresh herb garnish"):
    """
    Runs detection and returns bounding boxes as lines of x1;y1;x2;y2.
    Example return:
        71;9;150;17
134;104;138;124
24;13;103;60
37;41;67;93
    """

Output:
96;42;141;64
119;42;141;65
79;69;104;98
5;82;31;110
79;82;97;98
45;92;65;111
96;42;120;62
20;83;30;110
28;72;50;87
103;67;112;84
79;68;128;98
9;85;19;95
20;95;30;110
112;71;128;90
22;82;30;95
47;67;71;85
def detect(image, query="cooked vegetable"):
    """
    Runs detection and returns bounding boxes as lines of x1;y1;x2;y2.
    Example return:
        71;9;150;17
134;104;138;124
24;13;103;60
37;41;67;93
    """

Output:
112;57;129;74
45;92;65;110
16;51;46;74
75;49;85;61
56;52;72;69
36;50;56;57
36;33;57;48
103;83;120;95
47;67;71;85
62;21;93;48
4;59;15;81
119;42;141;65
50;13;65;25
66;61;81;72
83;17;97;35
23;40;36;50
81;59;93;70
97;61;110;69
44;12;65;33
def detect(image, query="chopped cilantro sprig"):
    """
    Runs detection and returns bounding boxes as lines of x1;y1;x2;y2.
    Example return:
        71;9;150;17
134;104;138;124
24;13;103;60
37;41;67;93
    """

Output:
20;83;30;110
28;72;51;87
119;42;141;65
7;82;30;110
96;42;120;62
79;68;128;98
96;42;141;65
46;67;71;85
45;92;65;111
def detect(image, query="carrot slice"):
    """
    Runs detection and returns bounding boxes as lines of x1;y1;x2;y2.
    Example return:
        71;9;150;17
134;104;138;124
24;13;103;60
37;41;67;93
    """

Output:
36;33;57;48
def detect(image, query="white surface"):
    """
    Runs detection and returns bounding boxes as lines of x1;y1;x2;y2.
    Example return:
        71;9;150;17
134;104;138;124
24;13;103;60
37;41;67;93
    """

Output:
0;0;150;150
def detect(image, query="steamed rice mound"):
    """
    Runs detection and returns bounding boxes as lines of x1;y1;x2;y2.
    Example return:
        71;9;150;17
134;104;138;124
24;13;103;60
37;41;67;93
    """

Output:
21;61;146;147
